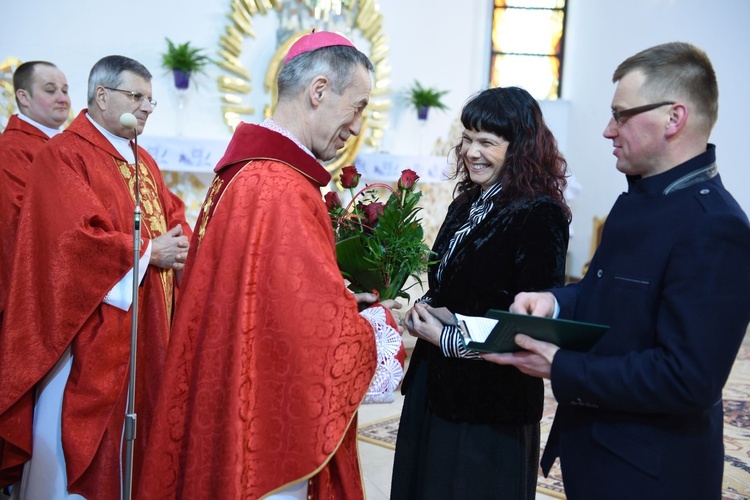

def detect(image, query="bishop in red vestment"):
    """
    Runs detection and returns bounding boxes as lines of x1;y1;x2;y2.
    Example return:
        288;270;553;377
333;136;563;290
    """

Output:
139;32;402;500
139;123;400;499
0;57;191;498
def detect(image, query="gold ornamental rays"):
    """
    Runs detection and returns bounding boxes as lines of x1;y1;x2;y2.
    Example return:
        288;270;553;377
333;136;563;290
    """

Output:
217;0;391;175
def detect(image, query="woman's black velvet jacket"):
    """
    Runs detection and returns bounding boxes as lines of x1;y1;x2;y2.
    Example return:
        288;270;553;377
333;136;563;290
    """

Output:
402;189;570;425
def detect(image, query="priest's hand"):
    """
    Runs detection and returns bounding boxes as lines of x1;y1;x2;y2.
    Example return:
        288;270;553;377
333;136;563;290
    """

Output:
353;293;403;311
150;225;190;271
354;293;405;333
353;292;379;306
480;334;558;379
379;299;405;333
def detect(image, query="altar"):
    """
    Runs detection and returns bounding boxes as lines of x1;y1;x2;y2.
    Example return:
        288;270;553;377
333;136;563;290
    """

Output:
139;134;453;181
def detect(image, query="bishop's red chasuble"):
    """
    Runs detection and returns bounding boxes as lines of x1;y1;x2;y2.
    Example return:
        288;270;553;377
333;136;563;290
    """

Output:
0;110;190;498
0;115;51;323
139;124;381;499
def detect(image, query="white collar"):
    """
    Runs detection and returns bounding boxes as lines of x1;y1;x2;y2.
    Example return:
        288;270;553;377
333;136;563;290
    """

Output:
260;118;316;159
16;112;63;138
85;112;136;164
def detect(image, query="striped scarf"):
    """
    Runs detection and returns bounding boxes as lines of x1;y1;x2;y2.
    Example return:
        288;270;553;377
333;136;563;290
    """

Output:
436;182;503;283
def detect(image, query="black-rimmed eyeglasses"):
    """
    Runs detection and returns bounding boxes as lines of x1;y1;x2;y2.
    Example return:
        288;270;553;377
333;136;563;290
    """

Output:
611;101;674;124
104;87;157;107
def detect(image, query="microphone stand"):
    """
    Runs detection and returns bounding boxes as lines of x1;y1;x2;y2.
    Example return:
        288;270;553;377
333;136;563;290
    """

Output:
122;125;141;500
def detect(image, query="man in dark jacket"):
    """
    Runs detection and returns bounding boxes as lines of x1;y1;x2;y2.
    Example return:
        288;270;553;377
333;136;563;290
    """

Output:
484;41;750;499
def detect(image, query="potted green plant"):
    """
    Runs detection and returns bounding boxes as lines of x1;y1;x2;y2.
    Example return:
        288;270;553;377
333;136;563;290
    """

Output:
161;38;212;90
405;80;449;120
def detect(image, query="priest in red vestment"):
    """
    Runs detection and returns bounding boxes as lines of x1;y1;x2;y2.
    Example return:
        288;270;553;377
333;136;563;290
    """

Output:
0;60;70;344
0;56;191;499
138;31;403;500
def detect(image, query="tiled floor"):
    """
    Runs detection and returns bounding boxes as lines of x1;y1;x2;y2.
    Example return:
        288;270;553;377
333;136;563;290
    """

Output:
0;390;559;500
357;389;560;500
359;329;750;498
357;392;404;499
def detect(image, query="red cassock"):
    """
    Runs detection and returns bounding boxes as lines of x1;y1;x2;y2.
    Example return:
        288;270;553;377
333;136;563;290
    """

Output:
138;124;380;499
0;110;190;498
0;115;51;323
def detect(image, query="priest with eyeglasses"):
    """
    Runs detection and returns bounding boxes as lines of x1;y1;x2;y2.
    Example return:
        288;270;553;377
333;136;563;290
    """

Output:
0;55;190;499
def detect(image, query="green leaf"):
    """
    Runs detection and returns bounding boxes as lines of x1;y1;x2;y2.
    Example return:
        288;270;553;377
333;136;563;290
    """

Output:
330;180;437;301
161;38;212;73
336;235;386;294
403;80;449;111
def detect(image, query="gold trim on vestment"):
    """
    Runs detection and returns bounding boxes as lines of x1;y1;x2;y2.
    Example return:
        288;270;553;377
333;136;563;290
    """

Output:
116;157;174;318
196;176;224;249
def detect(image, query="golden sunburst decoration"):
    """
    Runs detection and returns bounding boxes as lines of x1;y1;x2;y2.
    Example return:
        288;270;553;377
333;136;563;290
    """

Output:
1;57;22;132
302;0;352;20
217;0;391;176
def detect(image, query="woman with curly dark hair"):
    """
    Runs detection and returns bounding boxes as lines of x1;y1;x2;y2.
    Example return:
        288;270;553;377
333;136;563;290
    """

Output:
391;86;570;499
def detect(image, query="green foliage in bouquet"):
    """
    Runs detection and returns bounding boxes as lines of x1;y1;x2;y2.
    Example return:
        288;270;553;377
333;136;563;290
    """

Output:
325;167;435;301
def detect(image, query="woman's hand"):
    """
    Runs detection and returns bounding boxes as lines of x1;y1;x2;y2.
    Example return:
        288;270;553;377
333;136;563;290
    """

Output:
421;305;456;325
405;303;444;346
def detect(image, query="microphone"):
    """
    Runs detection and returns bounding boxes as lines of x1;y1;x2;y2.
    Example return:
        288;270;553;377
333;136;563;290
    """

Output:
118;112;140;500
119;112;137;130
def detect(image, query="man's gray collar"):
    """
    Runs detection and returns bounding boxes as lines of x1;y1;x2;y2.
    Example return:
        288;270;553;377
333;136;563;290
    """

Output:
663;162;718;195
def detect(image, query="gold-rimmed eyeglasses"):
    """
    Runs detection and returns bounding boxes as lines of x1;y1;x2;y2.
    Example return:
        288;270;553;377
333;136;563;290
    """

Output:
104;87;157;107
611;101;674;124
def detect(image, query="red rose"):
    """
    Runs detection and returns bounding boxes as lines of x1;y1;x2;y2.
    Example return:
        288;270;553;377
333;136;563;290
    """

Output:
340;165;361;189
324;191;342;211
363;202;384;226
398;169;419;191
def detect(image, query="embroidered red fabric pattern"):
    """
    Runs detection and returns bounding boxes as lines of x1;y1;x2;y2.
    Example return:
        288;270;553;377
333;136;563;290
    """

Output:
139;157;379;499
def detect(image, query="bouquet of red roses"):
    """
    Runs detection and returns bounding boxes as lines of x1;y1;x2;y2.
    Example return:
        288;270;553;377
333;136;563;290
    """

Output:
325;166;434;301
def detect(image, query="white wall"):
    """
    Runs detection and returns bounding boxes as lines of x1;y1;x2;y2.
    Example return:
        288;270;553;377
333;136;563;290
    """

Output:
0;0;491;146
374;0;492;155
1;0;233;140
2;0;748;276
560;0;750;275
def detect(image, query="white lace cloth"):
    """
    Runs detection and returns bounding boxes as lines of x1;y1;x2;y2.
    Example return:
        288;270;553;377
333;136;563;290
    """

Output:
360;306;404;404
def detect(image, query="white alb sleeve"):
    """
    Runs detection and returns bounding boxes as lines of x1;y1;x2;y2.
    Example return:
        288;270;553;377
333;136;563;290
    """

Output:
103;242;152;311
359;306;404;404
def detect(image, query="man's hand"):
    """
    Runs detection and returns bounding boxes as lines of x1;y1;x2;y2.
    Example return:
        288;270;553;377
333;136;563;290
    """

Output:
509;291;557;317
480;334;559;379
149;225;189;271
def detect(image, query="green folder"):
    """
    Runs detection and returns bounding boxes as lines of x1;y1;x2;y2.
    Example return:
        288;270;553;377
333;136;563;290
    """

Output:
460;309;609;353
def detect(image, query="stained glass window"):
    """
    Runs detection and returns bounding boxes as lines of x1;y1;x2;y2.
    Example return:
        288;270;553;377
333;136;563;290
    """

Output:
491;0;567;100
